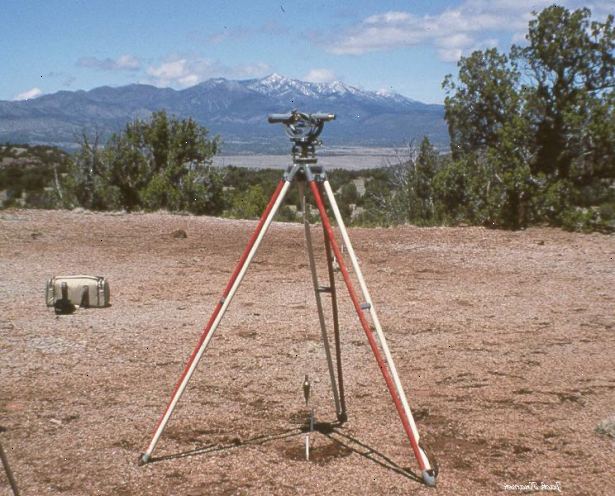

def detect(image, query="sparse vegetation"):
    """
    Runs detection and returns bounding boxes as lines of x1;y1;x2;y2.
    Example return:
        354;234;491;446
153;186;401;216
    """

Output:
0;144;71;208
58;111;224;215
596;415;615;439
350;6;614;232
440;5;614;231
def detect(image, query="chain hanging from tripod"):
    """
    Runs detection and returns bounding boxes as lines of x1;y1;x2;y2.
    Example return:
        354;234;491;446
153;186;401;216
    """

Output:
299;181;314;461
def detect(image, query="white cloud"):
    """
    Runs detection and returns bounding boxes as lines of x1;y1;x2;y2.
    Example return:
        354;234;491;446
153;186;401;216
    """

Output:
147;58;196;87
13;87;43;101
366;11;413;24
436;47;464;63
303;68;337;83
115;54;141;70
146;56;271;87
329;12;425;55
77;54;140;71
325;0;609;61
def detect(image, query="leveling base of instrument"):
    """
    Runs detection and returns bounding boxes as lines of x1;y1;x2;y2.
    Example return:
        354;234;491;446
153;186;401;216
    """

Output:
138;111;438;487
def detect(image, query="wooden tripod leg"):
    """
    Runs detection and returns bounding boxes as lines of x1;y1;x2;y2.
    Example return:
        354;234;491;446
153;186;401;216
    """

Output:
298;181;342;420
308;179;436;485
140;178;291;464
320;180;436;483
318;184;347;422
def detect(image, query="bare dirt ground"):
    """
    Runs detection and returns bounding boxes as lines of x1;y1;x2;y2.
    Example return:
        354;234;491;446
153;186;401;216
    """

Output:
1;209;614;495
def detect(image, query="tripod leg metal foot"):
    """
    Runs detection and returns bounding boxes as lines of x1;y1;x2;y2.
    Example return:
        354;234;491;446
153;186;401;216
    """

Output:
422;468;437;487
138;453;150;466
419;444;438;486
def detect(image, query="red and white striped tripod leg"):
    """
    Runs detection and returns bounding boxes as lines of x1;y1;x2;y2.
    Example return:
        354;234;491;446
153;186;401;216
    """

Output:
321;181;434;476
310;180;436;486
140;178;291;464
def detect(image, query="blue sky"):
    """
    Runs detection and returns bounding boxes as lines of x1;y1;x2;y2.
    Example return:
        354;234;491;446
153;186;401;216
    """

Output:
1;0;612;103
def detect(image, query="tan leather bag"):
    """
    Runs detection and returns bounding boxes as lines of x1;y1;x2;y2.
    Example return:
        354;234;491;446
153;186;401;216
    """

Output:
46;275;110;308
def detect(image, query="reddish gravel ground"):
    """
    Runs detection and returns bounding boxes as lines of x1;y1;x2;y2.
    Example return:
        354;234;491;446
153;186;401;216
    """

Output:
1;209;614;496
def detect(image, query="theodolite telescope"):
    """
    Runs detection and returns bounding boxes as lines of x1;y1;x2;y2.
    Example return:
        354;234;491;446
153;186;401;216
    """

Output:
268;110;335;164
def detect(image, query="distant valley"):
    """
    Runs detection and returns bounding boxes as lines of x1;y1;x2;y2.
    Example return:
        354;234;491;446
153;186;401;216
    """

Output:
0;74;448;153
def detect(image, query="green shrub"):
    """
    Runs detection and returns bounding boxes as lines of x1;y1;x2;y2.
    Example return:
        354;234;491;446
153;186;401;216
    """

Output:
226;184;269;219
63;111;221;213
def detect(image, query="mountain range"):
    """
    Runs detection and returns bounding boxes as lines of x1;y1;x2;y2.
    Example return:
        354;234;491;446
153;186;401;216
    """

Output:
0;74;448;153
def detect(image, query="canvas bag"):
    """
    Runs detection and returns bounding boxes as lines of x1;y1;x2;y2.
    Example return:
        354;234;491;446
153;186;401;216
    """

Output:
46;275;110;308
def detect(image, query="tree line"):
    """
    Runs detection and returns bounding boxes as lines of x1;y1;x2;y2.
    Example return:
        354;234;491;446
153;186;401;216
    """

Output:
436;5;614;231
363;5;613;232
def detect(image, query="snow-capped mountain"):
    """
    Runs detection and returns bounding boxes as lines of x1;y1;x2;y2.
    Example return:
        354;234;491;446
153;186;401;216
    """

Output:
237;73;416;105
247;73;365;99
0;74;447;151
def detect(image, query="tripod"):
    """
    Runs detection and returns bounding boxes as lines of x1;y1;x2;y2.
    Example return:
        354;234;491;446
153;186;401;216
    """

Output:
139;111;438;487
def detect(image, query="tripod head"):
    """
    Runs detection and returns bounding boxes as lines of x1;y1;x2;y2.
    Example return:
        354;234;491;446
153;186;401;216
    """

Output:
268;110;335;164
